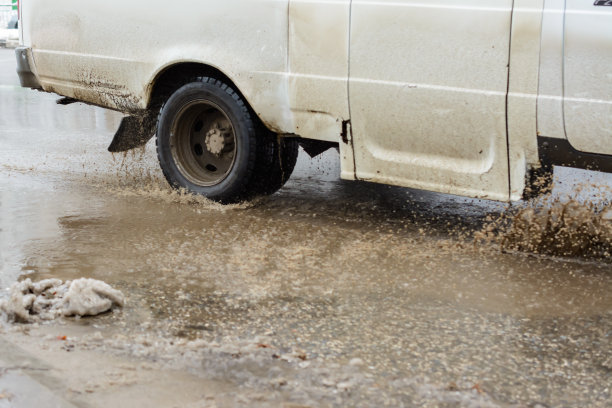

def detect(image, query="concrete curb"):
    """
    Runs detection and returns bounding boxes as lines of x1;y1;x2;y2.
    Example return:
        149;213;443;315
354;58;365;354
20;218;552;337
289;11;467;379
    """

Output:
0;339;78;408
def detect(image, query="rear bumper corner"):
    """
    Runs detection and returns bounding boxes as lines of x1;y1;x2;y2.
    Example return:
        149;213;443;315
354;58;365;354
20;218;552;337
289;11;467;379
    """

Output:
15;46;42;89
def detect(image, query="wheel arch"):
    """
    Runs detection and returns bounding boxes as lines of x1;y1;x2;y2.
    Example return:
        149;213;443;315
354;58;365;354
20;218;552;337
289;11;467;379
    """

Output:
146;62;256;121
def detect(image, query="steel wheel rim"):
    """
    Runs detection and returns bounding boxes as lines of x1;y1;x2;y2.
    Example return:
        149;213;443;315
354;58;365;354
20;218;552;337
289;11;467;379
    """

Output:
170;100;237;187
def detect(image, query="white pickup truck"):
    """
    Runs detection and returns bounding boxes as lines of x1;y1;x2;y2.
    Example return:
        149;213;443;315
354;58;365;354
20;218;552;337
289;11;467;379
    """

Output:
15;0;612;203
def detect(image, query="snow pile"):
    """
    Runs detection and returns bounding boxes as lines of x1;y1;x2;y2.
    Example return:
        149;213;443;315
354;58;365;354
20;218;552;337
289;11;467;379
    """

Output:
0;278;125;323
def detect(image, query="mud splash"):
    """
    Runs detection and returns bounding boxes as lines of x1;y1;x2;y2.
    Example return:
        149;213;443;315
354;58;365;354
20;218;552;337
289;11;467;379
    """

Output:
106;182;257;211
477;197;612;260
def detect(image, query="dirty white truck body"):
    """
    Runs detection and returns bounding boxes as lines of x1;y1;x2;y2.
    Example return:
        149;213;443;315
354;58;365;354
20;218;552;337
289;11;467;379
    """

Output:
15;0;612;202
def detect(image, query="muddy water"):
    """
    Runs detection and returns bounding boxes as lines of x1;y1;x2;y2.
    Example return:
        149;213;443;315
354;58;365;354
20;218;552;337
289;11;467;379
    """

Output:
1;49;611;407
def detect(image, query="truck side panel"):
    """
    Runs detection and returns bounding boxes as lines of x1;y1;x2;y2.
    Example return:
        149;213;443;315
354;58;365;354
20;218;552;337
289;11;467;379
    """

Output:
21;0;293;133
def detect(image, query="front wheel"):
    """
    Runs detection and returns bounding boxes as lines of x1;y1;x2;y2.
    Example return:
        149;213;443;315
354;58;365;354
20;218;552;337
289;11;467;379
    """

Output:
156;77;296;203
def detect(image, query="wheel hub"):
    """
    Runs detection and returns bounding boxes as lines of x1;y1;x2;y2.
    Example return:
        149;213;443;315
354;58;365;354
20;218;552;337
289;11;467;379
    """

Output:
204;121;232;156
170;100;237;187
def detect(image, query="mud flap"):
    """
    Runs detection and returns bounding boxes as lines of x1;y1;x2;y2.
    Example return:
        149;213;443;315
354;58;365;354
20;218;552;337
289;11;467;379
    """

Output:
107;113;157;152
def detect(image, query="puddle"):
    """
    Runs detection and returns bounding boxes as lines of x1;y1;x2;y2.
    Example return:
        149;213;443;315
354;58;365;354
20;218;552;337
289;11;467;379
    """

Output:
1;48;611;407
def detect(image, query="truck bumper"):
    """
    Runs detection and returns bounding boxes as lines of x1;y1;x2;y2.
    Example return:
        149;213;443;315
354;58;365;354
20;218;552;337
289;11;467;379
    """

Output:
15;47;42;89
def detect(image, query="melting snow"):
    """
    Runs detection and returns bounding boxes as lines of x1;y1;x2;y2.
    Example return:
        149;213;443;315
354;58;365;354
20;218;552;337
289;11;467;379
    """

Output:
0;278;124;323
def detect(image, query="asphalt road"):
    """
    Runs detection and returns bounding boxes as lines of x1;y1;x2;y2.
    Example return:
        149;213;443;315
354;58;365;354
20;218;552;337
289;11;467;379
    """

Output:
0;48;611;408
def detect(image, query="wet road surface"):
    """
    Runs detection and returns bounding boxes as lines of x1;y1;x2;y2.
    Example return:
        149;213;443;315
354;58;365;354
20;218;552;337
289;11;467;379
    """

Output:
1;48;611;407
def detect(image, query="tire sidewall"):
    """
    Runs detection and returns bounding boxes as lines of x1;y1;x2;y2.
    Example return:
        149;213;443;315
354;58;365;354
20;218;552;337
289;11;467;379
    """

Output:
157;80;255;202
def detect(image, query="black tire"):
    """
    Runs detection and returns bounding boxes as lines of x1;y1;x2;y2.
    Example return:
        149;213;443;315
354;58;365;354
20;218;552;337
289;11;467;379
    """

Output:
8;15;17;29
156;77;296;203
250;133;299;196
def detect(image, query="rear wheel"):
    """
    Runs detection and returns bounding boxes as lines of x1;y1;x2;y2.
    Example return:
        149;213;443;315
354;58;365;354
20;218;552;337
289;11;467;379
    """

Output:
156;77;297;203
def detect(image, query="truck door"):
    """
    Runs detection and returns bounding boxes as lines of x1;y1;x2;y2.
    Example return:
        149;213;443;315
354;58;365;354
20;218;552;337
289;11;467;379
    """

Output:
348;0;513;201
563;1;612;156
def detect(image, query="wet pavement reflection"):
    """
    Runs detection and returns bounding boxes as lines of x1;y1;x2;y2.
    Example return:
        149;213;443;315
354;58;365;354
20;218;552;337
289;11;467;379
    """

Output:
1;49;611;407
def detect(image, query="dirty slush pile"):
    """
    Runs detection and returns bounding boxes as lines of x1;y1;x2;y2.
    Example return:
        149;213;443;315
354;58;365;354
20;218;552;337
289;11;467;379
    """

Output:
476;197;612;259
0;278;125;323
